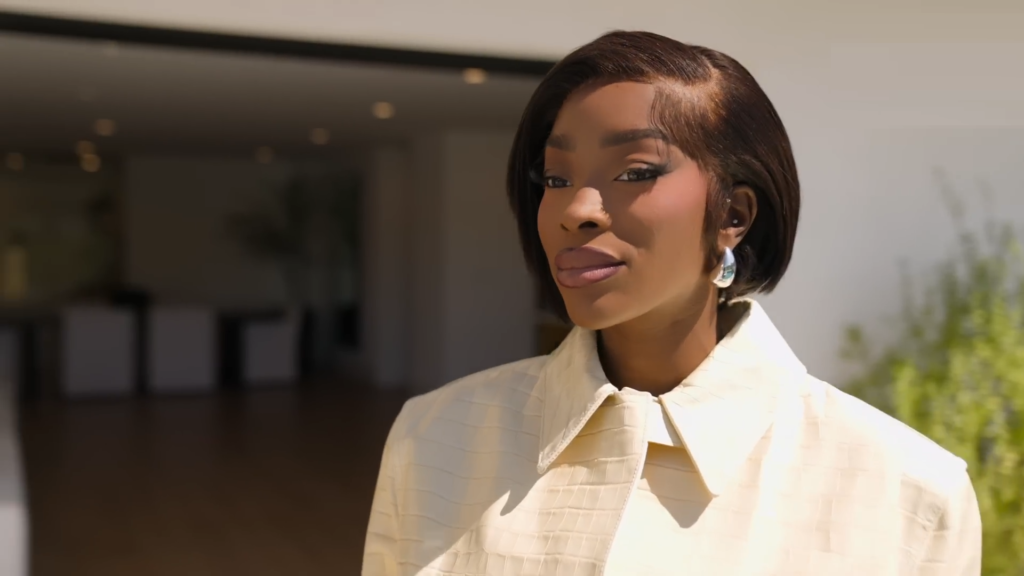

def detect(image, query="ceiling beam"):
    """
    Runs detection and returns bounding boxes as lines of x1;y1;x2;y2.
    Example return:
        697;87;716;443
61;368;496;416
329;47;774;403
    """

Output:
0;11;556;77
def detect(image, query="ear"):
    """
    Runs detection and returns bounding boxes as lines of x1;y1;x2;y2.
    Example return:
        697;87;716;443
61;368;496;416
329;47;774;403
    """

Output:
717;185;757;251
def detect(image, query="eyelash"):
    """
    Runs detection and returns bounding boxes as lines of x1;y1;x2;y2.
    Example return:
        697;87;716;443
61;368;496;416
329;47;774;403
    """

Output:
543;176;571;189
615;166;664;183
542;165;665;189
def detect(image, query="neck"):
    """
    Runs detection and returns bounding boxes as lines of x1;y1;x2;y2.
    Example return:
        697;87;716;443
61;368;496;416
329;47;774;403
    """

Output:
597;288;723;396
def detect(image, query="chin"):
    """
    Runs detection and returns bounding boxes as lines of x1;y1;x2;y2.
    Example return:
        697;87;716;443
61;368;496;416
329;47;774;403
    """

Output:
561;291;636;331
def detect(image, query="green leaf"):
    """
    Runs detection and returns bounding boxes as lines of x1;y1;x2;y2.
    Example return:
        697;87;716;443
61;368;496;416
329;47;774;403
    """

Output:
842;190;1024;575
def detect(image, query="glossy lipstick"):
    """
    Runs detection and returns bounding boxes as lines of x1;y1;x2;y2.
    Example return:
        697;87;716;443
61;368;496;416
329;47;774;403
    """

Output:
554;246;625;289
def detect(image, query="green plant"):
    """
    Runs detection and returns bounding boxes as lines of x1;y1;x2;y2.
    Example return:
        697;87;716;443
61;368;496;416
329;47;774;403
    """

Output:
224;175;311;301
225;172;360;303
225;170;361;372
843;211;1024;575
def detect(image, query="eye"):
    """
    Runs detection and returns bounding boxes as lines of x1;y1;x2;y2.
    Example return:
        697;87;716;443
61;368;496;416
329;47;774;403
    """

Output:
543;175;571;189
614;166;663;183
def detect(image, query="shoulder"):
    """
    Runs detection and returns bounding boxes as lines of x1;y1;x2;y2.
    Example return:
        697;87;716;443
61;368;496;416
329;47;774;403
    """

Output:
800;374;972;519
789;374;981;568
388;356;549;442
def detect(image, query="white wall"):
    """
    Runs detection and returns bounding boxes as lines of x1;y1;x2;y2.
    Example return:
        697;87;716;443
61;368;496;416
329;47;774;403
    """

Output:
124;156;362;311
760;39;1024;383
437;131;534;385
122;156;290;307
361;131;535;392
361;146;411;387
408;135;447;390
764;125;1024;384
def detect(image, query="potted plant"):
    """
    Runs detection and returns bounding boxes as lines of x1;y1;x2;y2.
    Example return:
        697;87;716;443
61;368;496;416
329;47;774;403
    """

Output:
225;171;360;376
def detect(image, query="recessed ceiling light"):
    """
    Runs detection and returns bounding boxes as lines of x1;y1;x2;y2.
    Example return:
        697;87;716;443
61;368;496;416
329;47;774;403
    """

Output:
94;119;117;137
462;68;488;85
309;128;331;145
80;154;102;173
76;141;97;156
372;102;395;120
255;147;275;164
5;153;25;171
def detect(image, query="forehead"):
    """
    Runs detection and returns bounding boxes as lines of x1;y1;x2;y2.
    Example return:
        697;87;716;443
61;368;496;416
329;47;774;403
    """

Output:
552;82;658;133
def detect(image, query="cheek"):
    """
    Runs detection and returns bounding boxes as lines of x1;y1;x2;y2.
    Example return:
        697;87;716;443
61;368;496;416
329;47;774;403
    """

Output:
536;193;561;260
618;173;707;255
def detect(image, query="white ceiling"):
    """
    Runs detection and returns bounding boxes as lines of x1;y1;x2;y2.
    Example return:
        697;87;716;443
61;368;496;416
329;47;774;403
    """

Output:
3;0;1021;62
0;32;540;157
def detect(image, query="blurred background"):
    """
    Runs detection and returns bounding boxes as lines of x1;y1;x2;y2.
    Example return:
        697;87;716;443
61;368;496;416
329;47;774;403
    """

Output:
0;1;1021;575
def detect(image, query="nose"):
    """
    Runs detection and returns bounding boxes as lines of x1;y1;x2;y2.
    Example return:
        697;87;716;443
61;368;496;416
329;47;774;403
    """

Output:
560;186;610;232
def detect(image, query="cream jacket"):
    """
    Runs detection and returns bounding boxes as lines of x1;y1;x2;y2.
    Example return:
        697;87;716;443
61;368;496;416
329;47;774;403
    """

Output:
363;301;982;575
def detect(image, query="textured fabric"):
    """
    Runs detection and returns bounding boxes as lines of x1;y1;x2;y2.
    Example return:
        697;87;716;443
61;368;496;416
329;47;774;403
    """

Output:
363;301;982;575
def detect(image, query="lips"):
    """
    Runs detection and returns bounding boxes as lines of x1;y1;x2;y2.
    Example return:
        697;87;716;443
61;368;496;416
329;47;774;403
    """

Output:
554;246;626;289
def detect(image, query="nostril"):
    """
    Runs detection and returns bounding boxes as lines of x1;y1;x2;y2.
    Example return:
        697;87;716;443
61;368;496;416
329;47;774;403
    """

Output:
578;221;600;230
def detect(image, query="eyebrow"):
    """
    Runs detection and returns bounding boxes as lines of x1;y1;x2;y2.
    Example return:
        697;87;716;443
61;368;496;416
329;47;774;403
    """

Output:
545;128;669;152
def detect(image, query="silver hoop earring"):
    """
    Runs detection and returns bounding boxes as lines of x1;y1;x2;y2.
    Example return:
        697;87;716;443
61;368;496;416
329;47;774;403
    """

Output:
712;247;736;289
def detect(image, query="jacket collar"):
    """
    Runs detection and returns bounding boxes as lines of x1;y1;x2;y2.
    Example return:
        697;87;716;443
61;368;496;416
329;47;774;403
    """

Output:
535;300;806;496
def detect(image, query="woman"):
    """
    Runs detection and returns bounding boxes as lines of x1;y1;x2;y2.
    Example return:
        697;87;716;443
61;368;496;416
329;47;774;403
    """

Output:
364;31;981;575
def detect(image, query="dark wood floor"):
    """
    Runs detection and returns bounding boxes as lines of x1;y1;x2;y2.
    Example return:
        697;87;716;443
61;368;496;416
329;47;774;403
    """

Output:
19;384;408;576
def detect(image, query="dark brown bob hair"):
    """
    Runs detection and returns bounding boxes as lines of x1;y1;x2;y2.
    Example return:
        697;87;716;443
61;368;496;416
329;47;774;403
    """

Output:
507;31;801;320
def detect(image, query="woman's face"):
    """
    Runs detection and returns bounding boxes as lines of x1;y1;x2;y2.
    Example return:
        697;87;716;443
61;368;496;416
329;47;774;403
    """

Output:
537;81;714;330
